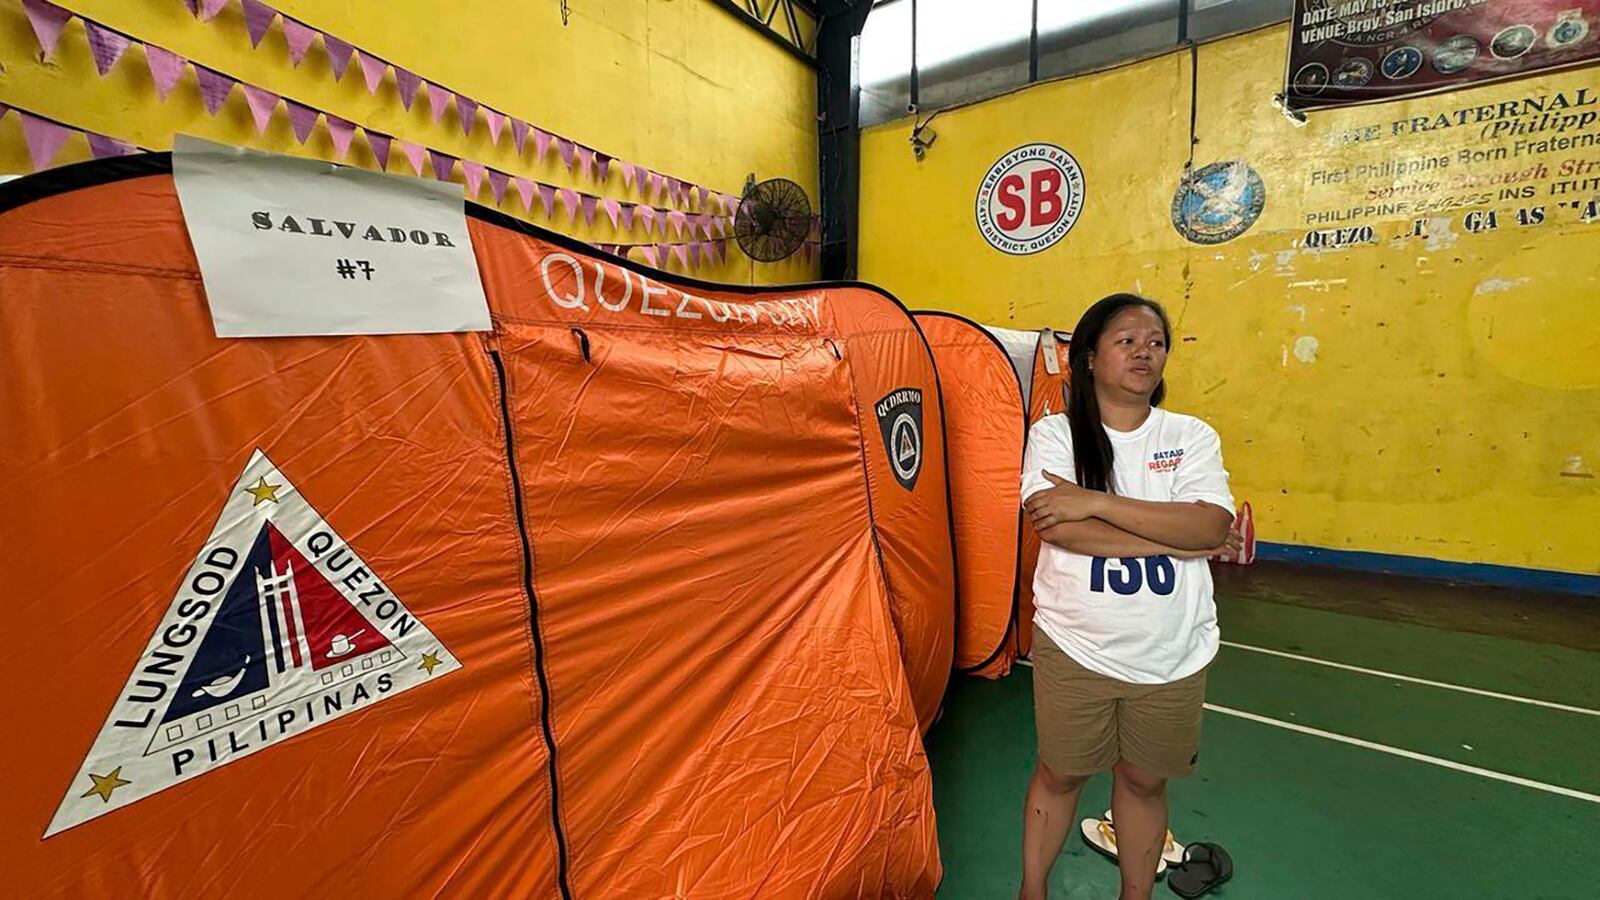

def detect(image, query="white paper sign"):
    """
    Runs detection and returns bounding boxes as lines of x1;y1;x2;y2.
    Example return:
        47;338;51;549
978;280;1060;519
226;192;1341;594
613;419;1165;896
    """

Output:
172;136;491;337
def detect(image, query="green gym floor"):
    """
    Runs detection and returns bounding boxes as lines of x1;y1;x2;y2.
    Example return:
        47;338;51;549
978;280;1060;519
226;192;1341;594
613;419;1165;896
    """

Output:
926;562;1600;900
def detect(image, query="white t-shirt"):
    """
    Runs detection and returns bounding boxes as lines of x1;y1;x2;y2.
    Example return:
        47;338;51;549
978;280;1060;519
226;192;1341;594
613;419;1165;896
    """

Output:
1022;407;1235;684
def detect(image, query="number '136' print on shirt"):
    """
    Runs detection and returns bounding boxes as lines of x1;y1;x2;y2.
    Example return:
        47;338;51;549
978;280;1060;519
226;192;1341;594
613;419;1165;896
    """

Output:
1090;556;1177;596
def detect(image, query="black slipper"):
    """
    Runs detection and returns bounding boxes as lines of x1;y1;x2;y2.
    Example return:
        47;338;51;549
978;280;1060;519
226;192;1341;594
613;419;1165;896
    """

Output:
1167;842;1232;898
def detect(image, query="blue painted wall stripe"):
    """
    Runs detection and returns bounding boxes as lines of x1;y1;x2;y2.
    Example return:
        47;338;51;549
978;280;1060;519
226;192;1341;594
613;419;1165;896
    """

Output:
1255;543;1600;597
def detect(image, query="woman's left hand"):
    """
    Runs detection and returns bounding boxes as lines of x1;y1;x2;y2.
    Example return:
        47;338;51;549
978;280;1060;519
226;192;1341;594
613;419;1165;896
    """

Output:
1024;471;1104;531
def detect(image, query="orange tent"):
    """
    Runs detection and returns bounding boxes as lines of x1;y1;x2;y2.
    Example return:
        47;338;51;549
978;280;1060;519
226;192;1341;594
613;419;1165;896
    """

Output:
0;155;950;898
913;312;1026;678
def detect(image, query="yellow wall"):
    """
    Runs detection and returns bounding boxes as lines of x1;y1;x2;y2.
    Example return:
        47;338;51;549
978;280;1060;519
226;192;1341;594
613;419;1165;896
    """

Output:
0;0;818;284
861;25;1600;575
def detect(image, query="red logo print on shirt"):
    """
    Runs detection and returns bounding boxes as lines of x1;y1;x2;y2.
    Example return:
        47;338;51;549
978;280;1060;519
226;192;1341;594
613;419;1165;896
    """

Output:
1149;448;1184;473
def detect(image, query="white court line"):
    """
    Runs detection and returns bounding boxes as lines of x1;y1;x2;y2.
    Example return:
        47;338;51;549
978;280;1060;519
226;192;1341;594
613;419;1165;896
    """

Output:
1204;703;1600;805
1220;640;1600;718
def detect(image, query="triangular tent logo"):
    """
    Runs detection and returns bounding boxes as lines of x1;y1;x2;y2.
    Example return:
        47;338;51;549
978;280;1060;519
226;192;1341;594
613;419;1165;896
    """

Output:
45;450;460;837
874;387;923;491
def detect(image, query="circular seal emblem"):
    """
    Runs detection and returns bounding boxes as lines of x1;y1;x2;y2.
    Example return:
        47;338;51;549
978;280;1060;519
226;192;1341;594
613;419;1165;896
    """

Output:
1432;35;1480;75
890;413;921;483
975;143;1085;255
1547;13;1591;49
1171;161;1267;245
1291;62;1330;96
1333;57;1374;88
1382;46;1424;80
1491;24;1537;59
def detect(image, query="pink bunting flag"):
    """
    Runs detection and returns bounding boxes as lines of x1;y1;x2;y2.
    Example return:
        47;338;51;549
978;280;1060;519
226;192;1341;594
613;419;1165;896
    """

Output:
455;96;478;136
667;211;687;239
488;169;510;205
636;206;657;235
513;177;536;211
536;184;556;218
394;67;421;109
240;84;280;135
242;0;276;48
643;245;660;267
22;0;71;60
84;22;131;77
19;113;71;171
596;155;612;182
619;204;636;231
0;103;8;120
579;195;598;226
602;199;621;229
323;35;355;81
670;244;689;269
430;150;457;183
576;147;595;179
713;215;728;238
367;131;392;170
283;19;317;66
532;129;553;163
697;186;710;208
357;52;387;95
647;171;664;202
667;178;682;205
688;242;701;269
194;68;236;116
144;45;187;100
88;132;135;159
558;188;580;225
286;100;319;144
326;115;357;158
398;140;427;176
511;118;530;155
199;0;228;21
485;110;507;145
622;164;636;190
460;160;486;197
426;83;451;124
557;139;576;170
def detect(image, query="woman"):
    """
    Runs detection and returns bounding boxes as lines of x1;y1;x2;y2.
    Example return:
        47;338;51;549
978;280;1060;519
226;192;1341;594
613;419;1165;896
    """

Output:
1018;294;1238;900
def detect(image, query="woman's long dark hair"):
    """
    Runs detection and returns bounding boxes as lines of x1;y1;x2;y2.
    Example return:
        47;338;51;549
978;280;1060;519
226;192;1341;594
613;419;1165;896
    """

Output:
1066;293;1172;494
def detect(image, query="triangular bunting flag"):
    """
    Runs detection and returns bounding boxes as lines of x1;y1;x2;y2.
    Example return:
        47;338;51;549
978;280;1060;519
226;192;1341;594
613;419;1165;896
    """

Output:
637;206;656;235
460;160;486;197
667;177;682;205
622;163;636;190
326;115;357;159
394;67;421;110
536;184;556;218
357;51;387;95
42;449;460;838
557;139;575;170
426;83;451;124
241;85;281;136
647;171;664;202
283;19;317;66
532;129;552;163
366;131;392;170
18;112;72;171
558;188;580;224
487;169;510;205
398;140;427;177
697;185;710;208
145;45;188;101
596;154;612;182
286;101;319;144
484;110;506;145
576;147;595;179
620;204;636;231
84;22;132;77
668;211;686;239
643;245;660;267
87;132;135;159
513;177;536;212
579;195;597;226
668;244;686;269
198;0;228;21
242;0;277;48
195;68;237;116
323;35;355;80
455;96;478;136
22;0;72;60
688;242;702;268
430;150;457;183
511;118;530;155
603;199;621;229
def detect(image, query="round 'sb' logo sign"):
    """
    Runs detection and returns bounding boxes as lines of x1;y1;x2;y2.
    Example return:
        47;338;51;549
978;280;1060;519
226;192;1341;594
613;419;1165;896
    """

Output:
975;143;1085;255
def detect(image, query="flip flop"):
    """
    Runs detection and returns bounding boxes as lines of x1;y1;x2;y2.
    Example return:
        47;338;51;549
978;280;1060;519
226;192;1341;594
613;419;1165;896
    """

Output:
1080;817;1168;877
1103;809;1187;866
1167;842;1233;898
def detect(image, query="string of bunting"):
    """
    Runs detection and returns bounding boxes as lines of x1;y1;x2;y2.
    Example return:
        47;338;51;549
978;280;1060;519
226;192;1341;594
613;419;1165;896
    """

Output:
163;0;743;217
15;1;760;249
0;101;822;271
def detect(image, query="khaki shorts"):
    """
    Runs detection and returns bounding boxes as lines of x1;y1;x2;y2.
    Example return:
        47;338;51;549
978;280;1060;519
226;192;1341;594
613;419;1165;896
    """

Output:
1031;624;1207;779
